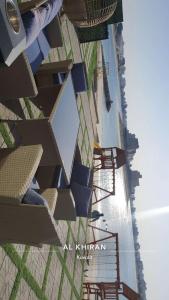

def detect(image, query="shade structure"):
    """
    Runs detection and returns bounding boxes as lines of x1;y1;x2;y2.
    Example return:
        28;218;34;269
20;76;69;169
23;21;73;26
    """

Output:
63;0;118;28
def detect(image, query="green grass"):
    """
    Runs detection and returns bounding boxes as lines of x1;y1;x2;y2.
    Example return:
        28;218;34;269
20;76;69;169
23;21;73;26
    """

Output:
87;42;98;91
57;226;71;300
24;98;34;119
10;246;30;300
42;246;53;293
3;244;47;300
38;111;45;119
54;246;81;299
70;219;83;300
0;122;14;147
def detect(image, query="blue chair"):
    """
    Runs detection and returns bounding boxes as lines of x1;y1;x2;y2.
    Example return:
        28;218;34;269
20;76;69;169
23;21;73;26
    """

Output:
35;62;88;93
71;182;92;217
71;62;88;93
71;161;91;187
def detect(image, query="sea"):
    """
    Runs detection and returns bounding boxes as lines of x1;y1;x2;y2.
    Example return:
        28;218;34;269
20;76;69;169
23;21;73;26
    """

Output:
86;25;138;296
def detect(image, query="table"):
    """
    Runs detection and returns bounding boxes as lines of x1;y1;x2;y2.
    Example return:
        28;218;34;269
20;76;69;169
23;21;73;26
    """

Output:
6;72;80;185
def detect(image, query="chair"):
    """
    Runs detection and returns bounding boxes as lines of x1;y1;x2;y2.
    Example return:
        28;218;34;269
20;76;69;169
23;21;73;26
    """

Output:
71;161;92;187
0;145;62;246
35;60;88;93
36;160;93;218
54;188;76;221
0;0;64;100
0;57;72;100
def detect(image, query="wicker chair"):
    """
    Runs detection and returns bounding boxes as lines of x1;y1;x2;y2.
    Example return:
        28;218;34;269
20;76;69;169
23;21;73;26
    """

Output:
63;0;118;28
0;145;62;246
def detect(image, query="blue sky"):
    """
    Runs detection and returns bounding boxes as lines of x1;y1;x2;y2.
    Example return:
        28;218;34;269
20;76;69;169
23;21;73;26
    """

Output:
122;0;169;299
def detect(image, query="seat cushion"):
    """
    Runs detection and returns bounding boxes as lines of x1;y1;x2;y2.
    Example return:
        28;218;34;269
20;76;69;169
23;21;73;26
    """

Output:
52;166;67;189
0;145;43;205
26;31;50;73
71;63;88;93
22;188;48;206
71;162;91;187
71;182;92;217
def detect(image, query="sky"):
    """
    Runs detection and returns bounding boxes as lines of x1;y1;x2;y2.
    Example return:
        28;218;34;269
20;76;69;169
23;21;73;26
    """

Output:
122;0;169;299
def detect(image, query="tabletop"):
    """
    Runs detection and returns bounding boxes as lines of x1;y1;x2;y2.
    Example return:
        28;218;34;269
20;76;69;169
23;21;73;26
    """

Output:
50;72;80;184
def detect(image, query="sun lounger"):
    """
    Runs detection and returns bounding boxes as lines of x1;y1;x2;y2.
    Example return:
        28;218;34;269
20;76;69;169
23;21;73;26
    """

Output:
0;145;62;246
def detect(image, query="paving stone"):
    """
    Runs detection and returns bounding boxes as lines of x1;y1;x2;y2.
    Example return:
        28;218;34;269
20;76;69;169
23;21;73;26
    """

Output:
28;289;39;300
0;281;13;300
2;122;15;144
0;256;18;299
0;134;6;148
66;252;75;275
78;226;86;245
29;100;42;119
49;271;61;300
73;261;84;294
13;244;25;258
26;250;46;287
65;20;82;63
19;98;31;119
56;221;69;247
70;220;80;240
81;146;88;165
48;252;60;277
80;93;95;150
61;18;72;56
77;126;83;151
0;102;21;120
16;278;32;300
0;248;6;271
38;245;51;264
76;95;82;111
61;276;72;299
44;272;56;299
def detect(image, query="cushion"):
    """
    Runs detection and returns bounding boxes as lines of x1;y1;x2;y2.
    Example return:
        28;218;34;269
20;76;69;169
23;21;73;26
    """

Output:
71;162;91;187
22;0;63;48
71;63;88;93
52;166;67;189
22;188;48;207
26;31;50;73
71;182;92;217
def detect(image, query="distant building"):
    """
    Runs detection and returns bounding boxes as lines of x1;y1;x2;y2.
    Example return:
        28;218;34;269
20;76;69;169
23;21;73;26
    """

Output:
125;130;139;162
129;170;142;195
130;170;142;188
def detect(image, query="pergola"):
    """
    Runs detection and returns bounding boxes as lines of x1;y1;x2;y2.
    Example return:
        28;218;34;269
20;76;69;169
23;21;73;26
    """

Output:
83;282;140;299
82;147;139;299
93;147;126;205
